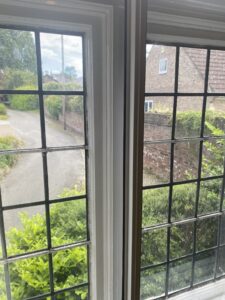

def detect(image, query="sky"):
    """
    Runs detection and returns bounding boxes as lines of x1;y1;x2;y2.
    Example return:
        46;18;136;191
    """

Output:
40;33;83;77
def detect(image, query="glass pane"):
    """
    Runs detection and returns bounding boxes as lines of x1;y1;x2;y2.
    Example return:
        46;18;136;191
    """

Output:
217;246;225;277
170;223;194;260
53;246;88;291
41;33;83;91
0;94;41;149
44;95;84;147
4;205;46;256
145;44;176;93
140;266;166;300
202;139;224;177
0;29;37;90
1;153;44;206
171;183;197;221
178;47;206;93
142;187;169;227
198;179;222;215
173;141;199;182
143;143;170;186
169;258;192;293
205;97;225;137
220;215;225;245
175;97;203;139
0;264;6;300
55;287;88;300
141;228;167;267
144;97;173;141
208;50;225;93
194;250;216;284
50;199;87;247
48;150;86;200
9;255;50;299
196;217;218;252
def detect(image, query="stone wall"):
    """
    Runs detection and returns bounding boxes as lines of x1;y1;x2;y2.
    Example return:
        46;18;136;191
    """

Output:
58;111;84;136
144;112;199;184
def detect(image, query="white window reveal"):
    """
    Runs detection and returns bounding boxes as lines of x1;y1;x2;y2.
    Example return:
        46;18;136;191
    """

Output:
159;58;168;74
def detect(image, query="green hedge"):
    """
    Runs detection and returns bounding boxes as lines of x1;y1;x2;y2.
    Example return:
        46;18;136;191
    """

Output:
0;103;7;115
0;136;22;178
10;85;38;111
67;96;83;115
45;95;62;120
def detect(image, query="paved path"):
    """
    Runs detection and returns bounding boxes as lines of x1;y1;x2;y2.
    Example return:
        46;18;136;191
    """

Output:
0;109;85;231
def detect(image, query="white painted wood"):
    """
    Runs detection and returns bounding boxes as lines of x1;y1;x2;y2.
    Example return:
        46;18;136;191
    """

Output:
172;279;225;300
0;2;117;299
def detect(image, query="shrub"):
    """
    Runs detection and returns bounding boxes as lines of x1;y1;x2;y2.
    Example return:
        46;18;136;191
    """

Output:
67;96;83;114
43;81;63;91
0;103;7;115
1;185;88;300
0;136;22;178
45;95;62;120
10;85;38;111
2;68;36;90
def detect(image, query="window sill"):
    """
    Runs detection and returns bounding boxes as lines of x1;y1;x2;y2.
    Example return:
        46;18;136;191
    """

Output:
172;279;225;300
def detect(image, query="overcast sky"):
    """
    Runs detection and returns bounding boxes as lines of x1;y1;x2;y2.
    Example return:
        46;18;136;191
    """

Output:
40;33;83;77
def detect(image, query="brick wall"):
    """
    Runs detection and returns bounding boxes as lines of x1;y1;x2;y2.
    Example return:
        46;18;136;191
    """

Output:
145;46;205;111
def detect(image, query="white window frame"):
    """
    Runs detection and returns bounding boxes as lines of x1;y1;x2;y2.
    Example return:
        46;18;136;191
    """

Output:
159;57;168;74
0;1;122;300
144;99;153;112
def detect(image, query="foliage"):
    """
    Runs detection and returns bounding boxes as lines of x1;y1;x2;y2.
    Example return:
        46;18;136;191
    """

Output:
9;85;38;111
43;81;64;91
67;96;83;115
175;110;225;137
0;136;22;179
43;81;81;91
0;103;7;115
0;185;88;300
45;95;62;120
1;68;36;90
0;29;36;72
141;109;225;298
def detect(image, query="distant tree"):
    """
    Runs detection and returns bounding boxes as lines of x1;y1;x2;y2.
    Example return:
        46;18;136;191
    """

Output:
64;66;77;79
0;29;36;72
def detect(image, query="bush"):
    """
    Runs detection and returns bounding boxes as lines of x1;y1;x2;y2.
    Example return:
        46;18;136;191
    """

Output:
45;95;62;120
0;103;7;115
1;185;88;300
0;136;22;178
67;96;83;114
43;81;82;92
43;81;63;91
2;68;36;90
10;85;38;111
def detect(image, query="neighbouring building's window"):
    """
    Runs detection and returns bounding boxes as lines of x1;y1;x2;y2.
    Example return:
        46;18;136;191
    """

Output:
159;58;168;74
141;43;225;299
144;100;153;112
0;27;90;299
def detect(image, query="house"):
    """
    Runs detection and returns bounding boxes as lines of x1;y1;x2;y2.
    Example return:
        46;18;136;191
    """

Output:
145;45;225;112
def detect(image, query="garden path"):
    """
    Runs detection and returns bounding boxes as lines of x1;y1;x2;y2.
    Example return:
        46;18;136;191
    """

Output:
1;109;85;231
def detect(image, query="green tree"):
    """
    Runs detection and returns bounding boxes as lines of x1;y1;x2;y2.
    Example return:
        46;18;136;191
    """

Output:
0;29;36;72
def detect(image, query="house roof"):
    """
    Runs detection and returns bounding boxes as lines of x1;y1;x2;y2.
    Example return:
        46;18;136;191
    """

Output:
185;48;225;93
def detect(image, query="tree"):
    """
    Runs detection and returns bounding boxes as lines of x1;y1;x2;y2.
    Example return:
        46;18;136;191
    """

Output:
0;29;36;72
